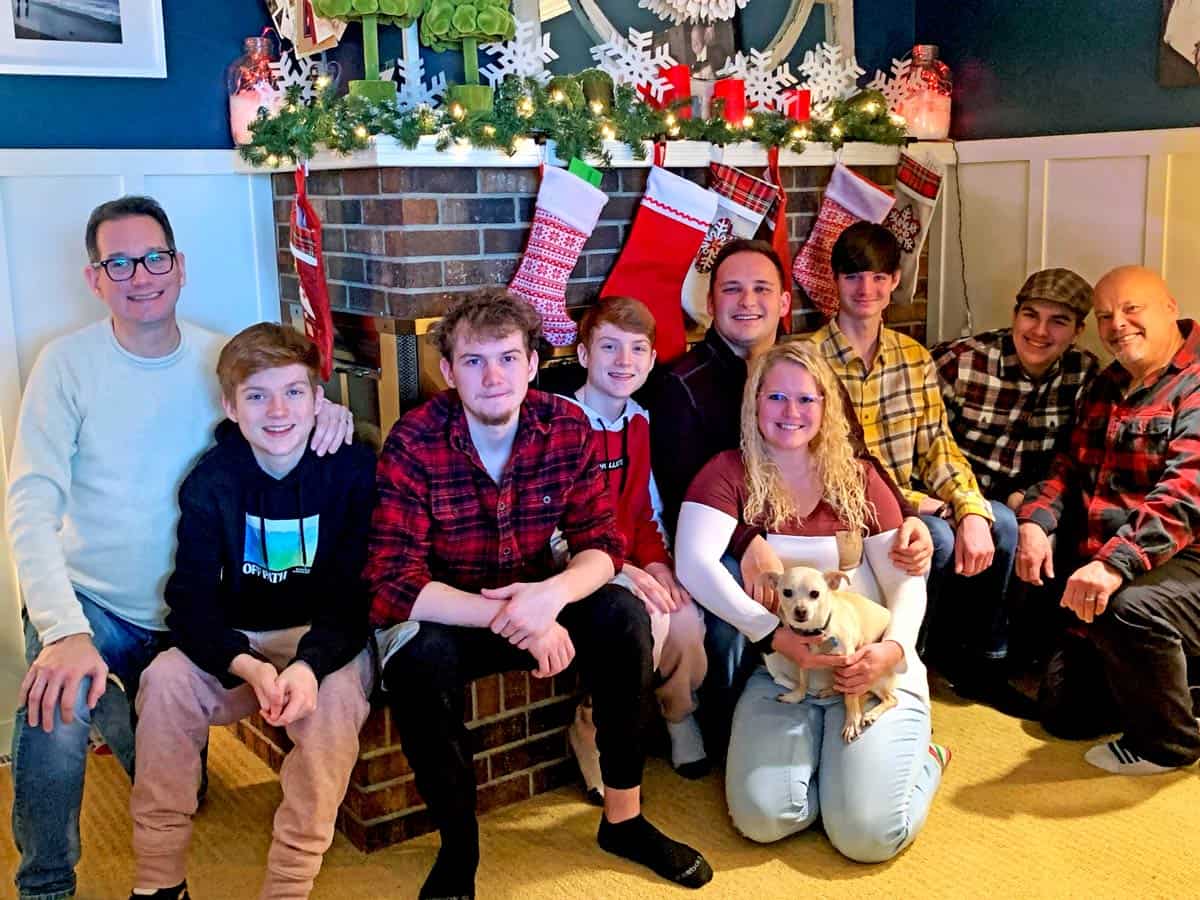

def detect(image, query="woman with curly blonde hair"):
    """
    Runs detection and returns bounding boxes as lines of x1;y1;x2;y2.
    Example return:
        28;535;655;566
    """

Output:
675;341;946;863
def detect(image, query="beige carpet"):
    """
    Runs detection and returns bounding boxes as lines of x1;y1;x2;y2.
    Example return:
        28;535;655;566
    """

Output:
3;683;1197;900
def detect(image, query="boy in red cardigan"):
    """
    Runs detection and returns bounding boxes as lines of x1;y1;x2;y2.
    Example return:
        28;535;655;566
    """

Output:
564;298;708;798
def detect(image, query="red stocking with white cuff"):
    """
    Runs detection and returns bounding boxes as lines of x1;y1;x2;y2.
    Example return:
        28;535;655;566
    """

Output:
508;165;609;347
792;163;894;318
602;166;718;363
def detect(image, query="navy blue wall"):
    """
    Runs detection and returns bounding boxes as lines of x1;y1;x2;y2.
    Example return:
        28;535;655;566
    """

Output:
0;5;272;149
0;2;914;149
916;0;1200;139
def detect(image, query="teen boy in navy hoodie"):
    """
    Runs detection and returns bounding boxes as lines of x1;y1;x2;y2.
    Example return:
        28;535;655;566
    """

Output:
127;324;376;900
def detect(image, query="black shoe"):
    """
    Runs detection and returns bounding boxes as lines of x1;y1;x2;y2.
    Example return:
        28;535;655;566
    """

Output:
129;882;189;900
675;758;712;780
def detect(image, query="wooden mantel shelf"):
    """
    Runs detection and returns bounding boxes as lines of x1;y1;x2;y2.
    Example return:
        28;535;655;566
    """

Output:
236;135;957;173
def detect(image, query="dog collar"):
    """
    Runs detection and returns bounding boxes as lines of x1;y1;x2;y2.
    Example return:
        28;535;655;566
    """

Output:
790;608;833;637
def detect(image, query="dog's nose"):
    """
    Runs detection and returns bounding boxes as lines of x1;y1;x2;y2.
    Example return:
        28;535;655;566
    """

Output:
809;590;820;599
796;608;808;621
782;588;793;598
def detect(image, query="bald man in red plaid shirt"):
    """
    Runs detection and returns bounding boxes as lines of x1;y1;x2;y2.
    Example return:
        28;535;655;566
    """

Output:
365;289;712;899
1016;266;1200;776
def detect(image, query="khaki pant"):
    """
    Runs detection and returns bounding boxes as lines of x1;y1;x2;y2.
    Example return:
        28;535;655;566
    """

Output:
130;628;372;899
651;602;707;722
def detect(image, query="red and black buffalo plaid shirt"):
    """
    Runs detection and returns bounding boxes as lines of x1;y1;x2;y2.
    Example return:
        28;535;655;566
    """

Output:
366;389;625;626
932;328;1099;499
1019;319;1200;580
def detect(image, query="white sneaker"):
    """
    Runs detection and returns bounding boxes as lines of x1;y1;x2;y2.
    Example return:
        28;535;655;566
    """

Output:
1084;740;1178;775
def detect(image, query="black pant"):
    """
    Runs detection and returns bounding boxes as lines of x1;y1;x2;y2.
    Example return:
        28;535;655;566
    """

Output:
383;584;653;843
1040;549;1200;767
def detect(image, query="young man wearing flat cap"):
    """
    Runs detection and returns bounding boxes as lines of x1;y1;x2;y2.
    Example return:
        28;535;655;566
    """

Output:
931;268;1099;687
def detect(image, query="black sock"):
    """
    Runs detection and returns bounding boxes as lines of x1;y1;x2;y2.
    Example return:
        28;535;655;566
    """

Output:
597;814;713;888
418;836;478;900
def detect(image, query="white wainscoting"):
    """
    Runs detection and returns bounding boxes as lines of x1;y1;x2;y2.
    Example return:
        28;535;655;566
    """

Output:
0;149;275;747
927;127;1200;359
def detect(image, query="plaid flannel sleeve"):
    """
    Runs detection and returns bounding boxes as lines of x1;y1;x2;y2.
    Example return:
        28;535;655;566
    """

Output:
1096;393;1200;579
912;353;993;523
561;426;626;574
365;435;435;626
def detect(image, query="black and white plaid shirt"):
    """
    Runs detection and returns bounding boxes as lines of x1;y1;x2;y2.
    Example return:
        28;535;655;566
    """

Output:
931;328;1099;500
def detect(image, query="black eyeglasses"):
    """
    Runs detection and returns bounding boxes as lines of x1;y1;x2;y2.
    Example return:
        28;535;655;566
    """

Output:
91;250;177;282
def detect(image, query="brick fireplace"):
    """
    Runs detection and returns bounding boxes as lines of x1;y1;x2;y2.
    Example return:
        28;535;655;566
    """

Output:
237;150;931;852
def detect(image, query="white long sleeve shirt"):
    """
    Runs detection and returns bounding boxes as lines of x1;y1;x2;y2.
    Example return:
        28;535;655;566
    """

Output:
674;451;929;704
6;318;225;644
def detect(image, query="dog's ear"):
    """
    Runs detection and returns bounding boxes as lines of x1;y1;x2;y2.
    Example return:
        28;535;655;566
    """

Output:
824;570;850;590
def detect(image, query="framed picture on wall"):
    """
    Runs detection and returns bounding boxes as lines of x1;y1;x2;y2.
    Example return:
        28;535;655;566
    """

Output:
0;0;166;77
1160;0;1200;86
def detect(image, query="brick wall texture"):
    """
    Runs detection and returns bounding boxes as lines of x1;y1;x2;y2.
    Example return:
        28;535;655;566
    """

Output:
232;667;581;852
271;163;928;343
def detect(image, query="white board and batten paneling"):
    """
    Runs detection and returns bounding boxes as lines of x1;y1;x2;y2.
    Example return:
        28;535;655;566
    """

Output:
0;149;276;746
927;128;1200;362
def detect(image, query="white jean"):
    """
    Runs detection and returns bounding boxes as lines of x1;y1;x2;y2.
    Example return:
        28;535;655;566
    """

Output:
725;665;941;863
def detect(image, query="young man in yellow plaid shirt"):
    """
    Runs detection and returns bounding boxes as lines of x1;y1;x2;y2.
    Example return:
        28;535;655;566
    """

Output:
803;222;1028;716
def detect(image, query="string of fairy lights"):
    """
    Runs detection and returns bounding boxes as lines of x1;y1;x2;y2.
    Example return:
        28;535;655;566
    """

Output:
239;74;908;168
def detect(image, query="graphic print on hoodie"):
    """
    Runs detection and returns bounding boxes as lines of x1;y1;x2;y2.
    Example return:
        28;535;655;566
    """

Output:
165;423;376;686
243;514;320;582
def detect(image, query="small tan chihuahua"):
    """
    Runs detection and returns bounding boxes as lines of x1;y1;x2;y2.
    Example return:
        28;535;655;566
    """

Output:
761;565;897;742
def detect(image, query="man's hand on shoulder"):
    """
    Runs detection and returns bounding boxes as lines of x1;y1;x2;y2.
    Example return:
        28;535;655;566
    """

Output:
518;622;576;679
267;661;319;726
484;580;569;644
1016;521;1054;585
20;633;107;732
1061;560;1124;624
955;513;995;576
310;393;354;456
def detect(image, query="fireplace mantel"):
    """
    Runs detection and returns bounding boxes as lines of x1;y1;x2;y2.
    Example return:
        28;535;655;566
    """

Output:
240;136;956;173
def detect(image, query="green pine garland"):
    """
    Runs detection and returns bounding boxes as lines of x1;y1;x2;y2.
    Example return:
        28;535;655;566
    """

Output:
238;77;907;168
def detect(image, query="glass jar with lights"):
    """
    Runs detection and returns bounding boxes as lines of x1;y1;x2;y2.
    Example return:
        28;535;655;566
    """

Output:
227;35;284;146
897;44;952;140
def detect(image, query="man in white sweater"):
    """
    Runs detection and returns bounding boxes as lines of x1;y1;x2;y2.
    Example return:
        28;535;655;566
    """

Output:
6;196;350;900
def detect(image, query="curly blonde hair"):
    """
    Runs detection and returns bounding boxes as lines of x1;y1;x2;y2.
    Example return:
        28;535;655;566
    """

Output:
740;341;870;535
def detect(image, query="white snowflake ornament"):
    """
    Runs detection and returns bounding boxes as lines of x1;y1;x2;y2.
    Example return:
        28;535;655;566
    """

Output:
270;50;334;104
866;57;916;114
638;0;748;25
384;55;448;110
589;28;677;103
717;48;798;110
798;42;866;114
480;20;559;87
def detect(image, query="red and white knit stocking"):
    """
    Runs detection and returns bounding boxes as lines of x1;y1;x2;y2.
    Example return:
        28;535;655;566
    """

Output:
290;166;334;381
681;162;778;329
602;166;718;363
884;151;944;303
508;165;608;347
792;163;894;317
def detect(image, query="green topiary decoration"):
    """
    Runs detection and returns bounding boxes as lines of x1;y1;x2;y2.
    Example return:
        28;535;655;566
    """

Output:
422;0;515;112
310;0;423;102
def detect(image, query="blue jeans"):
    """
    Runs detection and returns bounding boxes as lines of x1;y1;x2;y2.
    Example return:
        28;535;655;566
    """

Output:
920;500;1018;664
725;667;940;862
695;554;760;760
11;593;164;900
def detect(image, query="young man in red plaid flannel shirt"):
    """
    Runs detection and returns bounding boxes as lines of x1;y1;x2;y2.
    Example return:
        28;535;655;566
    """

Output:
1016;265;1200;775
365;289;712;899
